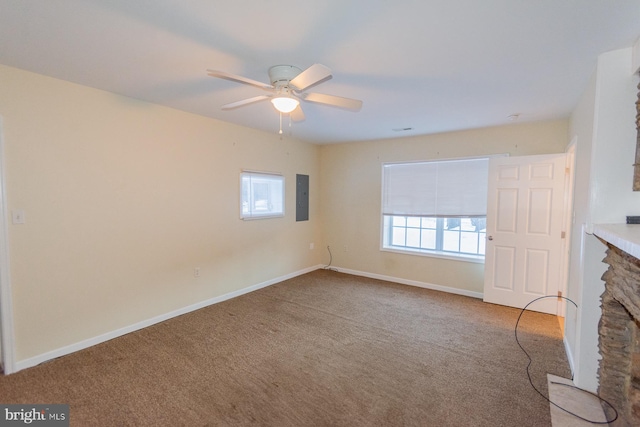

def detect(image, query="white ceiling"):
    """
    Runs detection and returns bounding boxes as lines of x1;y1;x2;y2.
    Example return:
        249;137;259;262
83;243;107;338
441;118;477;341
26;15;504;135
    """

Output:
1;1;639;144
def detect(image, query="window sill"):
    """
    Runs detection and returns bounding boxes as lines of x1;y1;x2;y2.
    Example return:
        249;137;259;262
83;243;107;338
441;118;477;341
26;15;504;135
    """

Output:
381;246;485;264
240;214;285;220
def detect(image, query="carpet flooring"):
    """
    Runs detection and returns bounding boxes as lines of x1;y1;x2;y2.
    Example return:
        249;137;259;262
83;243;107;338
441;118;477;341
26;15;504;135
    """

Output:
0;270;571;426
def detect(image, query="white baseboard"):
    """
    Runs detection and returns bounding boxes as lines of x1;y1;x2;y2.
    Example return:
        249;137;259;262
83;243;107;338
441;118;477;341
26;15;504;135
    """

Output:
332;267;484;299
13;264;323;373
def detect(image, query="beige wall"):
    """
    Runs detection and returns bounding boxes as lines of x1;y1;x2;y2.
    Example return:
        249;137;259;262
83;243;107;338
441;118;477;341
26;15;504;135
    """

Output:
0;63;572;368
319;120;569;293
0;65;322;362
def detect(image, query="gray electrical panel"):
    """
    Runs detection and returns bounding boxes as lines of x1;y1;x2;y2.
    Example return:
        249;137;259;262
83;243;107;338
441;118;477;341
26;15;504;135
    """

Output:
296;174;309;221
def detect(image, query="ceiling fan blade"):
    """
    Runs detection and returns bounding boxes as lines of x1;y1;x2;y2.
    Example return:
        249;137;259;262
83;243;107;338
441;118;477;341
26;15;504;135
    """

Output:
290;64;332;92
221;95;271;110
302;92;363;111
207;69;273;90
290;105;305;122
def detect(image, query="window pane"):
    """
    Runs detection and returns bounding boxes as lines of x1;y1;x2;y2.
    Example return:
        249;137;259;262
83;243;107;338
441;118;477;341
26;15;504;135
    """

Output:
422;217;437;229
407;217;421;228
391;227;406;246
241;177;249;214
460;218;475;231
443;230;460;252
392;216;406;226
445;218;461;230
460;231;479;254
471;218;487;232
406;228;420;247
421;229;436;249
252;182;270;211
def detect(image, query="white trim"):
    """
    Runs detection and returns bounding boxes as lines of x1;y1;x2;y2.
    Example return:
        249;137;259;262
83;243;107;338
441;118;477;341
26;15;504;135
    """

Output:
380;153;508;167
240;169;283;176
13;265;323;373
557;139;577;320
0;116;16;374
632;36;640;74
563;335;576;378
333;266;484;299
381;247;485;264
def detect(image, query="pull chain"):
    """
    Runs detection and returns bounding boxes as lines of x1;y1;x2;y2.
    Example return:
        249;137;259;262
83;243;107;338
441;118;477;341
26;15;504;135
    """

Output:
279;112;283;135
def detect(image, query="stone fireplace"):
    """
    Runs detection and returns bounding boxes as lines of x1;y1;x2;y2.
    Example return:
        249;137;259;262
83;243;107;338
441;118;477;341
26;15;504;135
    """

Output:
599;242;640;426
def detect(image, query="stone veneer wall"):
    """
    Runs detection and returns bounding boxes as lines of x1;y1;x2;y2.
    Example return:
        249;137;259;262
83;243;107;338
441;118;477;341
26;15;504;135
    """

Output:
599;243;640;427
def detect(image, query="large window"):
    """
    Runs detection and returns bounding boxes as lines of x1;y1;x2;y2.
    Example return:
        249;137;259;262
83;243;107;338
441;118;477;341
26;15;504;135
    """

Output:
381;157;489;260
240;171;284;220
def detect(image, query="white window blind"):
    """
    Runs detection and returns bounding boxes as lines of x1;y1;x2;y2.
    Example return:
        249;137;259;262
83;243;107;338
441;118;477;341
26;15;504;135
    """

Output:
382;158;489;217
240;171;284;220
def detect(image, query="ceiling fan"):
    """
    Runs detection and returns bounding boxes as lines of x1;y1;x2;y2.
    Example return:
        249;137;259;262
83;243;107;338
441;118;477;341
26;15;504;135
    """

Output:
206;64;363;123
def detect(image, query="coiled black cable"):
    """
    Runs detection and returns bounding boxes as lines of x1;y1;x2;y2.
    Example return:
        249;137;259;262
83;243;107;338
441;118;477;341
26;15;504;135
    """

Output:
515;295;618;424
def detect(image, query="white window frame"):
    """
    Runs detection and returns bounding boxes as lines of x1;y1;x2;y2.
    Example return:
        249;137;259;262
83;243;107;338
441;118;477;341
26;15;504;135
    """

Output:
240;171;285;220
380;156;491;263
381;215;486;263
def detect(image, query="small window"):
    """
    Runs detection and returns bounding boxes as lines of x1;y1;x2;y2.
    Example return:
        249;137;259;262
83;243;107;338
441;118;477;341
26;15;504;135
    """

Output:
240;171;284;220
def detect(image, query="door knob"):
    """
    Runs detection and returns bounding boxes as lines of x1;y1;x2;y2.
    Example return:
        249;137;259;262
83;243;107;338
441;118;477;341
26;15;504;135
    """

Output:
487;236;493;241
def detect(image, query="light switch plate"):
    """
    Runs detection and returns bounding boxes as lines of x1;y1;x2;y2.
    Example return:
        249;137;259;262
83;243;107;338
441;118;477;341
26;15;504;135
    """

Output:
12;209;25;224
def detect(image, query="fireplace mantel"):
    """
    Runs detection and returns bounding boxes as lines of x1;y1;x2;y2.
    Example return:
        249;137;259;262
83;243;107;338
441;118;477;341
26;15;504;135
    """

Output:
593;223;640;259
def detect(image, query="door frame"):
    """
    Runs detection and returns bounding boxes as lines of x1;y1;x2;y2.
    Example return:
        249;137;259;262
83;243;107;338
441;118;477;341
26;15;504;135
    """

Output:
0;116;16;374
557;139;577;325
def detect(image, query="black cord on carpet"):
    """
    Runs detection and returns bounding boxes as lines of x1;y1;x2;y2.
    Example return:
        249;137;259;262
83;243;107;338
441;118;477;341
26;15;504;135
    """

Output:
515;295;618;424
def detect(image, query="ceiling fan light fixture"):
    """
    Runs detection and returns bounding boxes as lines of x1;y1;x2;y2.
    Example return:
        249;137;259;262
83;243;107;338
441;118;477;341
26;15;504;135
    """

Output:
271;96;299;113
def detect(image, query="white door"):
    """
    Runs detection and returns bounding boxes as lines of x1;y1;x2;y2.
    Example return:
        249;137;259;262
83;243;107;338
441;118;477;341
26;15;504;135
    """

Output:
483;153;567;314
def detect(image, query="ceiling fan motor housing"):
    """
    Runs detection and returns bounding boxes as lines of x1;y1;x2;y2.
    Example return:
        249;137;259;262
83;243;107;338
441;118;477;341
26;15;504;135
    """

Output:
209;63;361;114
268;65;302;89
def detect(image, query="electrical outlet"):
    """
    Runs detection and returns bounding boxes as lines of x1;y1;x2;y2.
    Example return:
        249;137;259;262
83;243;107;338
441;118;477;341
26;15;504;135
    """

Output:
194;267;200;278
309;243;314;250
343;245;348;252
